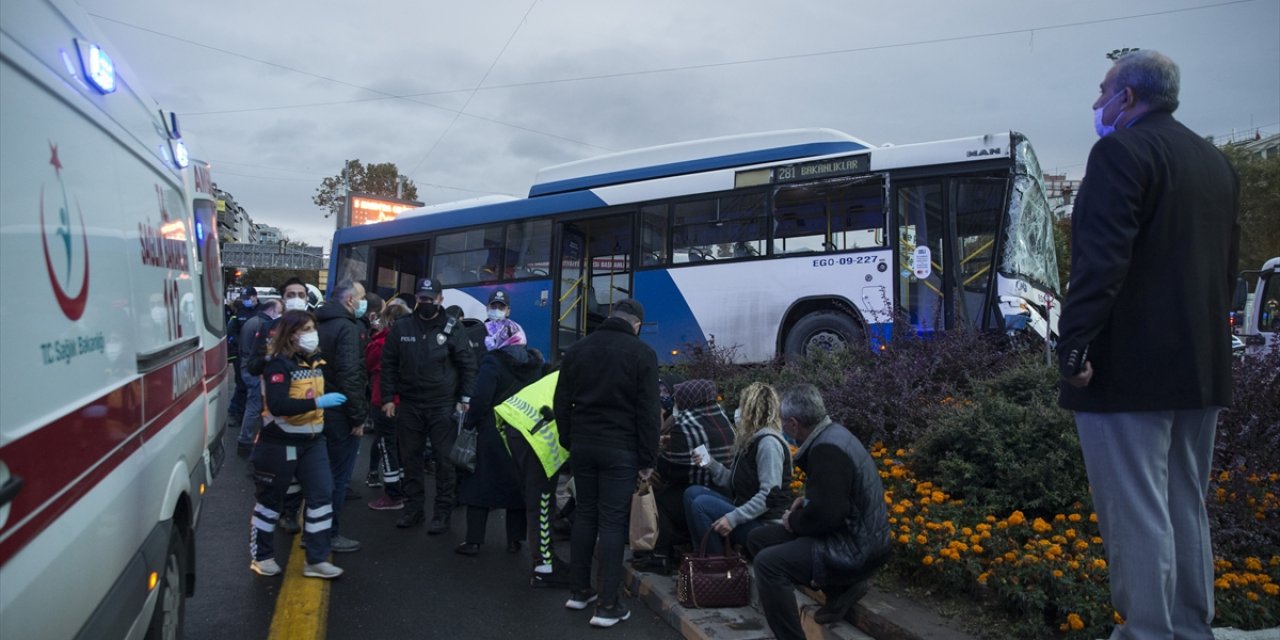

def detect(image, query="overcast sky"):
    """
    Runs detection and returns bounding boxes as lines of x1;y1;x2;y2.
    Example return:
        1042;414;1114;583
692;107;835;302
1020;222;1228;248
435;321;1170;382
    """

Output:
76;0;1279;249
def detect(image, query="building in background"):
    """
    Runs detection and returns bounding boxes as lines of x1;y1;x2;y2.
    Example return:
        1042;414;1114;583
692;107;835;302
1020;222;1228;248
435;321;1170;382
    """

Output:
255;224;285;245
1043;173;1081;219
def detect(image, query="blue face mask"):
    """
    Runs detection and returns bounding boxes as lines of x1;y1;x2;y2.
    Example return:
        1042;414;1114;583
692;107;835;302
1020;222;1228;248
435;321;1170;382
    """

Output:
243;298;255;309
355;299;368;319
1093;89;1126;138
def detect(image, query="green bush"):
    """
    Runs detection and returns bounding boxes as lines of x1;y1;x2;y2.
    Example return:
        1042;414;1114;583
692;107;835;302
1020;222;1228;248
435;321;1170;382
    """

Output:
910;356;1089;517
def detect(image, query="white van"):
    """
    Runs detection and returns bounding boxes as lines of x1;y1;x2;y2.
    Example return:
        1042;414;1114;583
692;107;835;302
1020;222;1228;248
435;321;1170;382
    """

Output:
0;1;213;638
1236;256;1280;355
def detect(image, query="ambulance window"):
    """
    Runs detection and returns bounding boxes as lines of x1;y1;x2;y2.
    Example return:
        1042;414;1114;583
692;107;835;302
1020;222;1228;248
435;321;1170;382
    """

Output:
195;199;226;337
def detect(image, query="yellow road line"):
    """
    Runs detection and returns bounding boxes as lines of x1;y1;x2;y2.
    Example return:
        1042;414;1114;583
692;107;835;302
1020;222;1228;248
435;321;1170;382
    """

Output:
266;536;329;640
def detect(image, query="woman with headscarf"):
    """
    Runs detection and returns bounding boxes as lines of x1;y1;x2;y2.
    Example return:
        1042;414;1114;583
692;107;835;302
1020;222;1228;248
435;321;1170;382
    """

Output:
455;306;545;556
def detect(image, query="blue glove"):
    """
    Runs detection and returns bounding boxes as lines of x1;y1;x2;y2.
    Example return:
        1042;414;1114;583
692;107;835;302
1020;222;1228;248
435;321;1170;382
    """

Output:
316;392;347;409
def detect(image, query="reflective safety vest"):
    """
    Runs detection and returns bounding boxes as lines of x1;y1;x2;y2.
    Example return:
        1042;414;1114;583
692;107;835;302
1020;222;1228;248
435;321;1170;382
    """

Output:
495;371;569;479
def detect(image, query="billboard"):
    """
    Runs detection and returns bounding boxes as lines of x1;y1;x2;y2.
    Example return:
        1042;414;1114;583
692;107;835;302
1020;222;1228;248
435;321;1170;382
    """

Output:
347;193;422;227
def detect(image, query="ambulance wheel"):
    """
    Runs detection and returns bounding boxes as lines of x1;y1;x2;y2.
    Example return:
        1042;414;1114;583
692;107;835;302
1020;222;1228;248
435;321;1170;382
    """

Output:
146;529;187;640
783;311;864;359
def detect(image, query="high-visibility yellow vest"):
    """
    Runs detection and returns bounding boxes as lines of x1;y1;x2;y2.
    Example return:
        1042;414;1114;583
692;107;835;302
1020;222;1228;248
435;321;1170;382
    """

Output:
495;371;568;479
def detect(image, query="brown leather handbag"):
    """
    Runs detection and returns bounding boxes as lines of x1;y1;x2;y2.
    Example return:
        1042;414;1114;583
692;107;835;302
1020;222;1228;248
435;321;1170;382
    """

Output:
676;531;751;608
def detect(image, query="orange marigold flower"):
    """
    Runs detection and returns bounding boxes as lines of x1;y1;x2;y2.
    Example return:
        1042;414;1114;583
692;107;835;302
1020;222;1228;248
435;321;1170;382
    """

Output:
1245;557;1263;571
1246;591;1259;602
1089;513;1098;523
1092;558;1108;571
916;534;928;545
977;571;989;585
1032;517;1053;533
922;555;934;566
1263;583;1279;596
1113;611;1125;625
1053;570;1064;578
1066;613;1084;630
971;544;984;554
1068;513;1082;522
898;534;910;545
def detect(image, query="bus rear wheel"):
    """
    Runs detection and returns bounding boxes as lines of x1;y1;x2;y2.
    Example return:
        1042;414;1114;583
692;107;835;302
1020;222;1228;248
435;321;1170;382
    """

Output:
783;311;865;359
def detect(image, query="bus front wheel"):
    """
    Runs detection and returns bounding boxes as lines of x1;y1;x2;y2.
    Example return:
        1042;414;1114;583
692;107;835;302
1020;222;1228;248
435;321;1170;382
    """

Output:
783;311;864;359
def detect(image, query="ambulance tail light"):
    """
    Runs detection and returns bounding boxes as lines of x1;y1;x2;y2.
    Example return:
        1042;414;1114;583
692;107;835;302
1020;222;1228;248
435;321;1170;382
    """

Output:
147;571;158;591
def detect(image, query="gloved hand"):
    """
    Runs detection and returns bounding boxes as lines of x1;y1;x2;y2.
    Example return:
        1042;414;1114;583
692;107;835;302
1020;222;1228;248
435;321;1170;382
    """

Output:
316;392;347;409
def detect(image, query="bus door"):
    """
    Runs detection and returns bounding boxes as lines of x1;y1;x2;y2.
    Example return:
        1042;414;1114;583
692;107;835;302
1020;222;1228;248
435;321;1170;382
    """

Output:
553;214;634;354
371;238;429;302
895;176;1004;334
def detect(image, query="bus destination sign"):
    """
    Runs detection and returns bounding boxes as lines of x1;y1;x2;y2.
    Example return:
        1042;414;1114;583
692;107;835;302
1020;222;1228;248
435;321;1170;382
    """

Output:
772;155;868;184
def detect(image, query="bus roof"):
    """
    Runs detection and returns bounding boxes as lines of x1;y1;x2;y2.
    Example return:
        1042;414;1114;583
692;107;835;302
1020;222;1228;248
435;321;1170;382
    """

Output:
331;129;1021;248
529;128;872;197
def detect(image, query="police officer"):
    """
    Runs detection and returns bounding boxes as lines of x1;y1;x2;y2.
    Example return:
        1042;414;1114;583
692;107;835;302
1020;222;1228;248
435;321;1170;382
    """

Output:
380;277;478;531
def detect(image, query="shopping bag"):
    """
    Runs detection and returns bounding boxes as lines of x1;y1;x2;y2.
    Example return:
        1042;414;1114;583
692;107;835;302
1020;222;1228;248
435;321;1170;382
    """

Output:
628;479;658;552
450;413;477;472
676;530;752;608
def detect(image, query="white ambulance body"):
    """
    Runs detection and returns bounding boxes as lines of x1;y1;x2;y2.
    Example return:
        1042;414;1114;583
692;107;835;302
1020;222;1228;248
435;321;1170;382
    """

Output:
191;159;232;475
0;1;212;638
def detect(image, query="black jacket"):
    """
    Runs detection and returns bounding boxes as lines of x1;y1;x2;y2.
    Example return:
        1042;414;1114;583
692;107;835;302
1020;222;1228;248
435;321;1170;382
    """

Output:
789;420;890;587
554;317;661;468
316;302;369;425
380;311;478;408
458;345;545;509
1058;111;1240;412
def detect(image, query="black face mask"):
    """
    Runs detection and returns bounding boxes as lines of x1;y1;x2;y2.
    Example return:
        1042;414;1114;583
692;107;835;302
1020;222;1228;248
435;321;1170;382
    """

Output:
415;301;438;319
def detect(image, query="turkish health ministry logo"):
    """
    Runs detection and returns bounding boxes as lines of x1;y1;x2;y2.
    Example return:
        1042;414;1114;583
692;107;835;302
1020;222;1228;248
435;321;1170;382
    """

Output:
41;142;90;321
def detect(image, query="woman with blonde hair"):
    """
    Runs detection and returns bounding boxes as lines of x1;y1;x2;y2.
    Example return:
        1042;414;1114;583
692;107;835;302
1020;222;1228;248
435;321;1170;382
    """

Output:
683;382;793;555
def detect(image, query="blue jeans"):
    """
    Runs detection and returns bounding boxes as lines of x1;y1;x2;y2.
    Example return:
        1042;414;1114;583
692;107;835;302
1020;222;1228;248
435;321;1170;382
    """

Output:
237;369;262;445
325;417;361;537
569;443;638;606
683;485;764;555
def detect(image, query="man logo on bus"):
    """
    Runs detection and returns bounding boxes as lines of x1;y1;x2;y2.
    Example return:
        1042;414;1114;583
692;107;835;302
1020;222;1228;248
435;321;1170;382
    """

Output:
40;142;90;321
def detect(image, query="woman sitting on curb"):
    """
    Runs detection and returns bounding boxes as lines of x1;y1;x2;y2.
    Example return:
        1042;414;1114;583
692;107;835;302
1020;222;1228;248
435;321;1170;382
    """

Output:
684;382;792;555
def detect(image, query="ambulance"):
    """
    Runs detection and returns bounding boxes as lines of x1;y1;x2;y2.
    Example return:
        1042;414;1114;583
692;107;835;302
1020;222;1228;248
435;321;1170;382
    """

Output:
0;1;218;638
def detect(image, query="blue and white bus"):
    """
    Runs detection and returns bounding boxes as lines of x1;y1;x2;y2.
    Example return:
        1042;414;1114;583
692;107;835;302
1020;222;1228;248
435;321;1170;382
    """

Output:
329;128;1060;363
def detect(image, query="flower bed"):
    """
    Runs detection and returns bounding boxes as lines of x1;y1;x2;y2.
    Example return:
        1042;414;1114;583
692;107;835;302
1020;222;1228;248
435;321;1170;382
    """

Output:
675;333;1280;636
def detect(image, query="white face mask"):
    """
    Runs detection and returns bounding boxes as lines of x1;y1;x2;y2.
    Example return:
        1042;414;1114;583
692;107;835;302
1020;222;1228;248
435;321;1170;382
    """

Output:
284;297;308;312
1093;89;1126;138
487;308;508;321
297;330;319;353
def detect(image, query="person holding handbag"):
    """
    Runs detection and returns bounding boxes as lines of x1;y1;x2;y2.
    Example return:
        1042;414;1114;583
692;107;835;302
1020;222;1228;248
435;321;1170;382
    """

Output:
685;382;792;555
455;298;545;556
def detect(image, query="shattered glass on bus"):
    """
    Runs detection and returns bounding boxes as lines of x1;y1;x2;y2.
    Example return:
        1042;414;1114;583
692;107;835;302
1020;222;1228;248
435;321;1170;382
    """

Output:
1005;134;1060;293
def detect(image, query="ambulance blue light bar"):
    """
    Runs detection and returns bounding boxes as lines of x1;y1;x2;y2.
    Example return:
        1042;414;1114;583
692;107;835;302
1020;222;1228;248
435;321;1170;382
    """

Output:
76;40;116;94
169;139;189;169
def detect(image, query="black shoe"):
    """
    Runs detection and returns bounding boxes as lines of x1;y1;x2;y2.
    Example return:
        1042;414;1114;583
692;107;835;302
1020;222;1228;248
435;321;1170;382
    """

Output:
589;602;631;628
454;542;480;556
236;442;253;458
427;514;451;535
530;562;571;589
365;472;383;488
564;589;598;610
278;514;300;535
814;579;871;624
345;486;359;501
506;540;522;554
396;510;426;528
629;554;672;575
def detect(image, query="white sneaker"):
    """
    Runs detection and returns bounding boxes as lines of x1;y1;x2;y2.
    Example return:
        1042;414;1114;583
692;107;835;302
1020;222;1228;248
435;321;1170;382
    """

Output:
250;558;281;576
302;561;344;579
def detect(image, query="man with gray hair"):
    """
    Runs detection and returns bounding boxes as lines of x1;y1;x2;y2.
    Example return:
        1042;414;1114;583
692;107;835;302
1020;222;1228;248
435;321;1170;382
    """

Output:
1060;49;1239;638
746;384;889;640
316;279;369;552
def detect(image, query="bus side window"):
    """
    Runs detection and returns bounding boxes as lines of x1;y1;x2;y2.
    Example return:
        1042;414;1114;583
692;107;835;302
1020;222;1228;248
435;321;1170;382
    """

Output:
506;219;552;278
640;205;668;266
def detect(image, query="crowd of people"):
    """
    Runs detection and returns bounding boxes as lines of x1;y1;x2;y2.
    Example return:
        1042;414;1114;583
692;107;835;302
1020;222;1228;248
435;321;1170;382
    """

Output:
221;49;1236;639
223;276;892;636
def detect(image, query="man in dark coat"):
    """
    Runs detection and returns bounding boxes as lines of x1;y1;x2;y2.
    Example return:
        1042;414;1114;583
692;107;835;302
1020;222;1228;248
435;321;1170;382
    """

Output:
1058;50;1240;639
316;280;369;553
747;384;889;640
554;299;660;628
380;277;478;532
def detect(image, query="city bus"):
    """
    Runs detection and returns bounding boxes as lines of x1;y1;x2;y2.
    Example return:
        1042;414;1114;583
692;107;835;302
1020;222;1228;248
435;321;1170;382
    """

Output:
329;128;1061;363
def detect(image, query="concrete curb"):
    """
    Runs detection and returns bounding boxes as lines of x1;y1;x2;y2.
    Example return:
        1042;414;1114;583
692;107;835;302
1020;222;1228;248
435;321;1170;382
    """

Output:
624;563;872;640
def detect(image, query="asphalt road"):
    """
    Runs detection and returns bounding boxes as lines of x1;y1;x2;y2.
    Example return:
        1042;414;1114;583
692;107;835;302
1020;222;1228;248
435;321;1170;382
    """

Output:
186;427;680;640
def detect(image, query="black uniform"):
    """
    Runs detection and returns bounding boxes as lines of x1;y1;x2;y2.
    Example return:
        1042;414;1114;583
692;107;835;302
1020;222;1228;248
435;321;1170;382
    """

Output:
381;310;478;521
